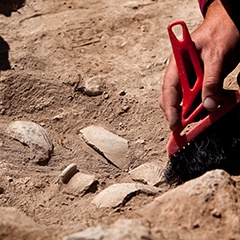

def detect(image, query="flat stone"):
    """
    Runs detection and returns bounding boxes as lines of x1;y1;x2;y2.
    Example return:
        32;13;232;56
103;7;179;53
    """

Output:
129;161;164;186
80;125;129;169
63;218;152;240
6;121;53;165
139;170;240;240
92;183;159;208
63;172;98;196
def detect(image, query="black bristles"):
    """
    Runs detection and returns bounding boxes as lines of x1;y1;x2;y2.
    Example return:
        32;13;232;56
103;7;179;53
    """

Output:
164;105;240;185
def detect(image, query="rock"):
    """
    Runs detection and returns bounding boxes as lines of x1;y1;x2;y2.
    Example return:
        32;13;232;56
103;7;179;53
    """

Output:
53;113;66;120
119;90;126;96
124;1;140;9
139;170;240;240
124;0;152;9
63;218;153;240
80;76;104;96
63;172;98;196
0;186;4;194
92;183;159;208
129;161;164;186
80;125;129;169
0;207;52;240
60;163;78;184
6;121;53;165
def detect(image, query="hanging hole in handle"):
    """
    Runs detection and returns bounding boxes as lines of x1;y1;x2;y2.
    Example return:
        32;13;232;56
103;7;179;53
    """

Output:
171;24;184;41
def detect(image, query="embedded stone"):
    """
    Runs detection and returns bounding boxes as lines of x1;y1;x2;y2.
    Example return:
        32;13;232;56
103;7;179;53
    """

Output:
63;172;98;196
92;183;159;208
80;125;129;169
129;161;164;186
6;121;53;165
80;76;104;96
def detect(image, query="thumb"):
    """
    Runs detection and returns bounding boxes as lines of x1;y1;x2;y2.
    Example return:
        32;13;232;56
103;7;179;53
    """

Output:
202;62;223;111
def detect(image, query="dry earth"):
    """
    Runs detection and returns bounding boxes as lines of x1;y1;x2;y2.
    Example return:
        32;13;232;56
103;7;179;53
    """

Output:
1;0;240;239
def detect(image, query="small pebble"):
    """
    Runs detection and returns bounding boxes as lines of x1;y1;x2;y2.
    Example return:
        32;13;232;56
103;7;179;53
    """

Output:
82;76;104;96
119;90;126;96
60;163;78;184
53;115;64;120
212;209;222;218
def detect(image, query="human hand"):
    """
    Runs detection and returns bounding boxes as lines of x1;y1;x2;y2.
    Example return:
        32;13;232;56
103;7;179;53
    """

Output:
160;0;240;130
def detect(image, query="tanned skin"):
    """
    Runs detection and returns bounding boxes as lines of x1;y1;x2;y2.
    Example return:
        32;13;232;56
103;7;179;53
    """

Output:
160;0;240;131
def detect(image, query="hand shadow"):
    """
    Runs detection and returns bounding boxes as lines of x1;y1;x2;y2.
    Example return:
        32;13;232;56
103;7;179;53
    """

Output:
0;0;25;17
0;0;26;70
0;37;10;70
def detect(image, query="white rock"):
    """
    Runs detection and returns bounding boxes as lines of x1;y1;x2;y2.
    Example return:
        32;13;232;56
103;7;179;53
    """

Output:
6;121;53;165
80;125;129;169
92;183;159;208
129;161;164;186
81;76;104;96
60;163;78;183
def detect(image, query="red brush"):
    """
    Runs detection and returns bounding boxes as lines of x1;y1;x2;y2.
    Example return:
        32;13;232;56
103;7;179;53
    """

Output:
166;21;240;157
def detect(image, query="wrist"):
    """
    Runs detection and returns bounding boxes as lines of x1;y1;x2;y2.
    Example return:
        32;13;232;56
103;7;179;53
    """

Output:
204;0;240;39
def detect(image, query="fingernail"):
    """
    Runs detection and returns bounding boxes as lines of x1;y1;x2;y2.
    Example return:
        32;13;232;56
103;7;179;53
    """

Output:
203;98;218;111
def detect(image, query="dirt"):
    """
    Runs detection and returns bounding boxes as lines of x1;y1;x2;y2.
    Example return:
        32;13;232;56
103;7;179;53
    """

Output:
0;0;240;239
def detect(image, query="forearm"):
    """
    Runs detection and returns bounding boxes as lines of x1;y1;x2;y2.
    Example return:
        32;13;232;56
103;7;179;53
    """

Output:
195;0;240;110
199;0;240;30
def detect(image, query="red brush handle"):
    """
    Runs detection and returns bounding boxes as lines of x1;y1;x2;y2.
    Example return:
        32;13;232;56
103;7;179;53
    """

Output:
167;21;204;128
167;21;240;157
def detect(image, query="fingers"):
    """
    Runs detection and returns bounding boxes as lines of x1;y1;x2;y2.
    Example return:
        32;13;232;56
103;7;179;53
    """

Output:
199;0;240;110
201;54;223;111
161;0;240;130
161;55;181;130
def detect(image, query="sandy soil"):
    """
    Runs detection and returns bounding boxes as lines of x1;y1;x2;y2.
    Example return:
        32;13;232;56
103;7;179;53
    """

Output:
0;0;240;239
